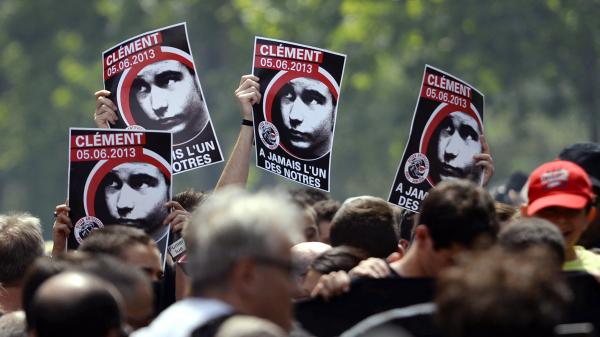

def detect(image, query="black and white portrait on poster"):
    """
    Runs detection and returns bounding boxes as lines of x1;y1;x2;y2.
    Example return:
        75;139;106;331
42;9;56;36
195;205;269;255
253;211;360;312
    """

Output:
389;65;485;212
252;37;346;191
67;128;172;266
102;22;222;174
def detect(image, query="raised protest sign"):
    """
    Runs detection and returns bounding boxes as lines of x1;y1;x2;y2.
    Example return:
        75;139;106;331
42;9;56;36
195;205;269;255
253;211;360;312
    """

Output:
389;65;485;212
102;22;222;174
252;37;346;191
67;128;172;266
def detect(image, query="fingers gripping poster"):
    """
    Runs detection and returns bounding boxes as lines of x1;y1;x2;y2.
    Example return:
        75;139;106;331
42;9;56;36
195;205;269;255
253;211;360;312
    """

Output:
67;128;172;265
102;22;222;174
252;37;346;192
389;65;485;212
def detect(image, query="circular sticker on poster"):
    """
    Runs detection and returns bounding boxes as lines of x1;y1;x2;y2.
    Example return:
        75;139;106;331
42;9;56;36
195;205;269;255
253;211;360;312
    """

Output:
404;153;429;184
258;121;280;150
74;216;104;244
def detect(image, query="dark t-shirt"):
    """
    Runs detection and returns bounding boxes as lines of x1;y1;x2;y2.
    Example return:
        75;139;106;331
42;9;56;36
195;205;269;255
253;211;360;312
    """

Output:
295;274;435;337
564;271;600;329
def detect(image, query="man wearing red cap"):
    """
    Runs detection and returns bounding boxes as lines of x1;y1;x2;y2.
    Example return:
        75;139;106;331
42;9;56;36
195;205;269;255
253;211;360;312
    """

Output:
522;160;600;272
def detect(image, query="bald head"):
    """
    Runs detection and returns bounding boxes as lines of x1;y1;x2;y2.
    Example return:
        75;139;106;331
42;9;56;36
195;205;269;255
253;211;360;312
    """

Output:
291;242;330;299
292;242;331;271
28;272;123;337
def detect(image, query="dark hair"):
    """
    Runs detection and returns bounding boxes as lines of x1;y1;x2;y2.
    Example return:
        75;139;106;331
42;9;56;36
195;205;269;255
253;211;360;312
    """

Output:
417;180;498;250
173;188;207;212
289;187;330;206
394;208;416;242
312;199;341;223
310;246;369;275
436;247;571;337
79;225;155;258
498;217;566;264
329;197;399;258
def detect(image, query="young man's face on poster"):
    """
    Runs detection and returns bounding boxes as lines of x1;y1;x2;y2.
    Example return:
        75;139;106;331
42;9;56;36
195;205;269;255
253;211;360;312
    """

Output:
131;59;206;144
431;111;482;182
277;77;335;159
102;162;169;234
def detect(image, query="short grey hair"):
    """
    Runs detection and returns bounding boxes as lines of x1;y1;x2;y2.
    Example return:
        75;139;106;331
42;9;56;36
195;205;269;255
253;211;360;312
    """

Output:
0;213;44;285
186;187;303;294
0;311;27;337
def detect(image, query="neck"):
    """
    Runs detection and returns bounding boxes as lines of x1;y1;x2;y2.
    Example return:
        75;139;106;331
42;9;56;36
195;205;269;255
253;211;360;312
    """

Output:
0;285;22;313
390;246;433;278
198;288;247;313
565;246;577;262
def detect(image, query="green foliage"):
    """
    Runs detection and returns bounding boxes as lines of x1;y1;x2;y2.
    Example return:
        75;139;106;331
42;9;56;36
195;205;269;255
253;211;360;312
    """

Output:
0;0;598;237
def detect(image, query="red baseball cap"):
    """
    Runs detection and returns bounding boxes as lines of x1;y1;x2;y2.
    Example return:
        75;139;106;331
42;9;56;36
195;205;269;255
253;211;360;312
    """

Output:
527;160;595;216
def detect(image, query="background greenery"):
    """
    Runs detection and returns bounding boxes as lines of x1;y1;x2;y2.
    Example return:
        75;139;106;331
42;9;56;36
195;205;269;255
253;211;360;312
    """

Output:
1;0;598;237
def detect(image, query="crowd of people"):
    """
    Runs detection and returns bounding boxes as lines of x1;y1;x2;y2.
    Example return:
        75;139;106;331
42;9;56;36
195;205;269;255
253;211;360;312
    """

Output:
1;74;600;337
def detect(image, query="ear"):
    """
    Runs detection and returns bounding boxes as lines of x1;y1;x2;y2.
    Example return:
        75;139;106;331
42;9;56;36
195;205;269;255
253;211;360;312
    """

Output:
587;206;597;223
229;258;258;295
413;225;431;245
399;238;410;251
387;251;403;263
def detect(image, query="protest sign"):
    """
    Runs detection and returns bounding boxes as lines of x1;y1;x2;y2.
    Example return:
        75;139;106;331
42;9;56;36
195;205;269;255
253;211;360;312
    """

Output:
389;65;485;212
252;37;346;191
102;22;222;174
67;128;172;266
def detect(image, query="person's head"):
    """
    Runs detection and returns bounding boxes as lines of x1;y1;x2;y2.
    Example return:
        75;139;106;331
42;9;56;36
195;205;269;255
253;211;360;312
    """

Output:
100;162;169;236
428;111;483;184
75;255;154;330
302;245;369;296
0;311;26;337
329;196;399;258
187;187;303;331
301;205;319;242
288;187;330;206
27;272;125;337
436;248;571;337
522;160;597;254
559;142;600;248
79;226;162;281
411;180;498;276
494;171;528;206
21;257;72;322
312;199;341;244
173;188;207;212
494;202;517;229
274;77;336;159
131;59;207;144
290;242;331;299
499;217;566;265
0;213;44;289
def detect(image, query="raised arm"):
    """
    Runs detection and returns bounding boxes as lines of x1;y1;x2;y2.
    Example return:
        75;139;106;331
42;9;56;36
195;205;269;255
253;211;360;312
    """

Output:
214;75;261;190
